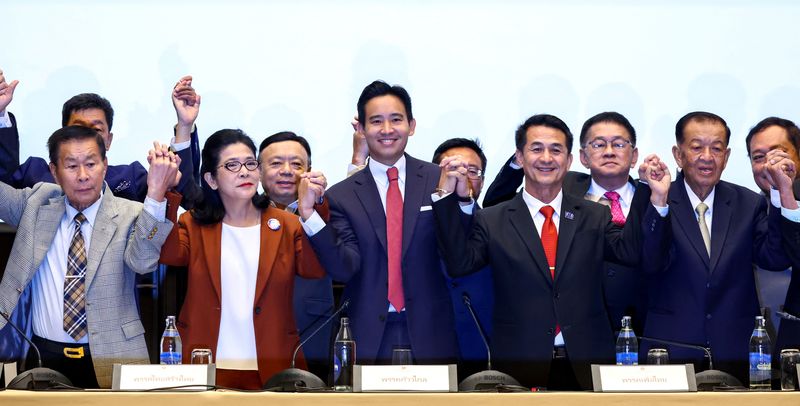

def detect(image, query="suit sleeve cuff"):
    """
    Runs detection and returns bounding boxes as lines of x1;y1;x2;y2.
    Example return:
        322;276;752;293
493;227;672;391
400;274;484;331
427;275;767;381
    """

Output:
143;196;167;223
300;209;326;236
653;204;669;217
0;110;11;128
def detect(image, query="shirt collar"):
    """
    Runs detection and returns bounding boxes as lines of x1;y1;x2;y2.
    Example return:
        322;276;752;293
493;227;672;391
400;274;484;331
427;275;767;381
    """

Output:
522;187;563;218
369;155;407;187
64;188;104;226
684;178;715;214
587;177;635;204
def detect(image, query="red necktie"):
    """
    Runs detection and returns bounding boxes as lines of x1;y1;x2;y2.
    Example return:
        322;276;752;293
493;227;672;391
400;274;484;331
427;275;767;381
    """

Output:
604;191;626;226
539;205;559;335
386;167;405;311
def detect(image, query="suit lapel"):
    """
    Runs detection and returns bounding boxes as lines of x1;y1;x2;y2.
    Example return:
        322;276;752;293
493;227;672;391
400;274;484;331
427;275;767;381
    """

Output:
709;182;732;272
253;211;279;302
34;198;65;275
85;194;118;289
401;156;425;259
670;175;710;268
202;222;224;301
554;194;579;284
508;194;552;286
353;168;389;253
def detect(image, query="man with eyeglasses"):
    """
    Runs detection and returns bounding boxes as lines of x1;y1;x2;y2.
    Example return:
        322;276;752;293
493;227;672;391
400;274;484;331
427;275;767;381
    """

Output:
484;112;645;333
431;138;494;379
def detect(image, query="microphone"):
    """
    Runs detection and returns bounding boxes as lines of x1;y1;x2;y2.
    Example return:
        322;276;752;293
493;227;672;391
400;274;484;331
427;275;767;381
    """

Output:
638;335;743;391
264;299;350;391
0;310;72;390
457;293;522;391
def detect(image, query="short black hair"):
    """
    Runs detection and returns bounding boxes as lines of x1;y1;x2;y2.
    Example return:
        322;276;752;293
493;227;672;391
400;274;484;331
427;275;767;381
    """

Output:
514;114;573;153
192;129;269;225
61;93;115;130
47;125;107;164
356;80;413;126
431;138;487;175
258;131;313;167
579;111;637;147
675;111;731;145
745;116;800;157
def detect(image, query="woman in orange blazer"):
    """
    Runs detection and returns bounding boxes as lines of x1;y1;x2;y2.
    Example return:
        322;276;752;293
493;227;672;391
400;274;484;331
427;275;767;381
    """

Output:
160;129;326;389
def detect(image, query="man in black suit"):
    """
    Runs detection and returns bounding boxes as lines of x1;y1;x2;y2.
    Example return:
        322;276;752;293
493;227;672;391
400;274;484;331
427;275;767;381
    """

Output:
433;114;671;390
483;112;645;333
744;117;800;366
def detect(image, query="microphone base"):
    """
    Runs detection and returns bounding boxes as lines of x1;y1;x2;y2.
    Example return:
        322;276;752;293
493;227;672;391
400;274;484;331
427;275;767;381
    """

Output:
7;367;73;390
264;368;326;392
458;369;521;391
695;370;744;391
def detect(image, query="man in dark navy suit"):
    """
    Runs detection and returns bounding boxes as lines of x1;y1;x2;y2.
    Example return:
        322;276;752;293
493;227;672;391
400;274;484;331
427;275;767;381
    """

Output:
300;80;458;365
639;111;800;385
431;138;494;379
433;113;671;390
0;72;200;207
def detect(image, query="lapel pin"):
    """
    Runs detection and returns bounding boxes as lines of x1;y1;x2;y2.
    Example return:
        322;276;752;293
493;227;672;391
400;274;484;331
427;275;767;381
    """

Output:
564;211;574;220
267;218;281;231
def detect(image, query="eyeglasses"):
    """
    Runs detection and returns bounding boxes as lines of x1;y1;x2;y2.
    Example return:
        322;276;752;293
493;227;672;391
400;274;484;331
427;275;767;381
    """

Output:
219;160;260;172
584;139;633;151
466;167;483;180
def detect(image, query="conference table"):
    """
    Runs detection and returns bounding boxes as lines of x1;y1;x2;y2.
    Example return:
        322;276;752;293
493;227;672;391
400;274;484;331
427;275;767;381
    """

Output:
1;390;799;406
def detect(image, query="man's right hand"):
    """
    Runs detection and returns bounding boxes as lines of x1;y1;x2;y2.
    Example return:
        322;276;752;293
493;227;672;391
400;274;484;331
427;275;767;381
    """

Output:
438;155;470;200
639;153;671;207
0;69;19;115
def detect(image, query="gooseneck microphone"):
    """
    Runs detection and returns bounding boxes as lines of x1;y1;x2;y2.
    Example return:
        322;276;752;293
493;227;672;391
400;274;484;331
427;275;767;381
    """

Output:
457;293;522;391
638;335;743;390
0;311;72;390
264;299;350;391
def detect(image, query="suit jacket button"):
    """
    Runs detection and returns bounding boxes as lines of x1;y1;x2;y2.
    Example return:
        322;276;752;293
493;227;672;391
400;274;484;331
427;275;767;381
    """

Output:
254;306;261;314
706;313;712;320
379;314;386;322
16;287;22;293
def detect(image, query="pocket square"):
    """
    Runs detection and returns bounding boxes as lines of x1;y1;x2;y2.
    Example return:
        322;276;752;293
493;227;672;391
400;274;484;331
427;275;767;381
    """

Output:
420;206;433;212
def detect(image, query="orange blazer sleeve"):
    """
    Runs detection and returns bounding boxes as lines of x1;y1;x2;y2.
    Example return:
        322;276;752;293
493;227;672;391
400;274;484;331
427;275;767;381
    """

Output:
159;191;191;266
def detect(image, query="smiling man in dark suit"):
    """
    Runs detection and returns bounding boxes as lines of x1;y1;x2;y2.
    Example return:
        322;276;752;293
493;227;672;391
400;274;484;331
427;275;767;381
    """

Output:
300;81;458;365
639;111;800;385
433;113;671;390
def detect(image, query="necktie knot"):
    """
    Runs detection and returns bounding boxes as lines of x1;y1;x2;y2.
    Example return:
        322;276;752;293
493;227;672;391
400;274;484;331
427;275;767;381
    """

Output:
695;202;709;216
387;167;399;182
540;205;555;219
604;191;621;202
73;213;87;226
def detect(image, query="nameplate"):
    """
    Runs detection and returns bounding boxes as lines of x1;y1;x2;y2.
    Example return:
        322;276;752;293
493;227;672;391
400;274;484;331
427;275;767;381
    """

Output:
112;364;215;391
591;364;697;392
353;364;457;392
3;362;17;387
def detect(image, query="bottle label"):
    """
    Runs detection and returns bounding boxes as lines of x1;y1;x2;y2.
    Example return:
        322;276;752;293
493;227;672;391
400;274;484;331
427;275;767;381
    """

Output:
160;352;182;365
749;352;771;370
616;352;639;365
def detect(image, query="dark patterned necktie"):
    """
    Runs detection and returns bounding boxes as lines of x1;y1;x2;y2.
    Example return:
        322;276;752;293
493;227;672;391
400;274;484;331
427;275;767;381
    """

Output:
64;212;88;341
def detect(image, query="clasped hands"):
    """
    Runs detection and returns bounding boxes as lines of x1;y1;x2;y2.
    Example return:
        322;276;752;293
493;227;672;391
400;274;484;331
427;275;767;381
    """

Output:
146;141;181;202
298;170;327;220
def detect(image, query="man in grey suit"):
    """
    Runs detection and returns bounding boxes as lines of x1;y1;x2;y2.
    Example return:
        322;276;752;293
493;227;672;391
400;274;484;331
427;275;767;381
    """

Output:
0;126;178;388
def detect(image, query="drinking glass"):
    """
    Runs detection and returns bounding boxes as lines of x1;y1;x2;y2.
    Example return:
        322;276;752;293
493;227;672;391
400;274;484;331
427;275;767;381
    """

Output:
392;346;413;365
190;348;213;365
780;348;800;391
647;348;669;365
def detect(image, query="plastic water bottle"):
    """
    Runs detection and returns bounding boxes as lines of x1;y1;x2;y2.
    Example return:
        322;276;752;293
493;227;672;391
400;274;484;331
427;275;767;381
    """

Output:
160;315;182;364
749;315;771;390
333;317;355;391
616;316;639;365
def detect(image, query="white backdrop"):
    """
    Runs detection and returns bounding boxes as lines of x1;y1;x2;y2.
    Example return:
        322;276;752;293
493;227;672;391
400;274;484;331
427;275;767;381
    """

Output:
3;0;800;204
